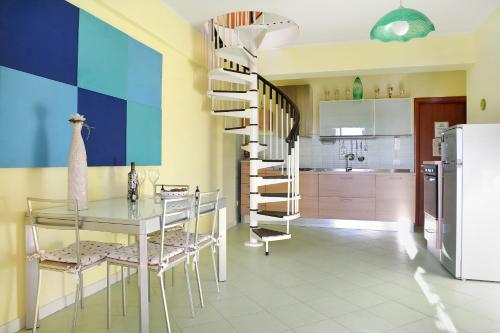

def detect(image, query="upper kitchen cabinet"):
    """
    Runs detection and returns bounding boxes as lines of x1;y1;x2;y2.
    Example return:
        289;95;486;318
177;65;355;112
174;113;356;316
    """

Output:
374;98;412;136
319;100;374;137
279;85;313;137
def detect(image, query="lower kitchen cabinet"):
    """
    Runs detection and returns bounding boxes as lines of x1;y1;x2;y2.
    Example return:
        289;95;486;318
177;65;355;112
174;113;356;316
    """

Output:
319;197;375;220
375;174;415;223
240;161;415;224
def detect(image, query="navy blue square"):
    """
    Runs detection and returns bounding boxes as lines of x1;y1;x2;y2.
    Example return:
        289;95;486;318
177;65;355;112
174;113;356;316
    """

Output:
0;0;79;85
78;88;126;166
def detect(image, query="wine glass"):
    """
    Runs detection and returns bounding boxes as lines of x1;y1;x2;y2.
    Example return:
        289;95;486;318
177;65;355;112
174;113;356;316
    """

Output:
148;169;160;195
137;170;146;197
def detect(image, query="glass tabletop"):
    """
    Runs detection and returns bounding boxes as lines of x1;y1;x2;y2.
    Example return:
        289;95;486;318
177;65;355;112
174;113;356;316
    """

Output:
30;196;193;223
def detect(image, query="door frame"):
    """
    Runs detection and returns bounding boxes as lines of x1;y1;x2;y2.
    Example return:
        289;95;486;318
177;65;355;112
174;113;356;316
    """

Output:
414;96;466;225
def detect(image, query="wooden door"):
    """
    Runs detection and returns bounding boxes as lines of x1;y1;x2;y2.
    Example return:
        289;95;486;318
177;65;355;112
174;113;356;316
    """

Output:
414;97;466;225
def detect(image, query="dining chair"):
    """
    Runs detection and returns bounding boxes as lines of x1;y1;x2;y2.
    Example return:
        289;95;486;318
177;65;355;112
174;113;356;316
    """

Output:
149;189;221;308
106;196;196;333
26;198;124;333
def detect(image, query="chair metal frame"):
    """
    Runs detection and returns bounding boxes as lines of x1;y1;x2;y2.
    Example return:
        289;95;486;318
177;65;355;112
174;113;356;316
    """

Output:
26;197;114;333
187;189;221;308
106;196;196;333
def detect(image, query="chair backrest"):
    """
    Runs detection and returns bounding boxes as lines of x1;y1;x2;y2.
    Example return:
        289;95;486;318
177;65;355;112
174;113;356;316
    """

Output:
158;194;196;266
154;184;190;195
26;197;82;266
193;189;220;245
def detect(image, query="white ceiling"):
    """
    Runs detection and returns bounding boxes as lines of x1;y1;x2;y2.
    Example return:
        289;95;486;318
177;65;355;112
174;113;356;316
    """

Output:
161;0;500;46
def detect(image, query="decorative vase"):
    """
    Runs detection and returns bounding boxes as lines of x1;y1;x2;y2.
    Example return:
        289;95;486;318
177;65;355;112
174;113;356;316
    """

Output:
353;77;363;100
68;114;88;210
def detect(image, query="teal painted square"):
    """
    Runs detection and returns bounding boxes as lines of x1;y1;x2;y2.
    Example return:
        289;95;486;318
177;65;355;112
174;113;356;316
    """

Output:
128;38;162;109
126;101;161;166
0;66;76;168
77;10;128;99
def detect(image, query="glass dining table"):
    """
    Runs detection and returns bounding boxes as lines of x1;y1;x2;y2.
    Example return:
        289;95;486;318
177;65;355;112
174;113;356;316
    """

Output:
24;195;227;333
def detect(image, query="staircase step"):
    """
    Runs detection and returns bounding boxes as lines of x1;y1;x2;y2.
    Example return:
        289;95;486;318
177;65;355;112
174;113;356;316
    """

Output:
215;45;256;68
235;25;268;52
224;126;251;135
209;68;254;85
255;175;289;186
252;227;291;241
241;142;267;153
257;193;300;204
212;108;254;119
208;89;256;102
262;175;288;180
261;193;294;198
254;210;300;221
257;159;285;170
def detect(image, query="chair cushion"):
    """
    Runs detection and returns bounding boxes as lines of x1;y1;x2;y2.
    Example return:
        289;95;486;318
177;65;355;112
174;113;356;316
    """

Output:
148;229;211;248
107;243;184;266
41;241;123;266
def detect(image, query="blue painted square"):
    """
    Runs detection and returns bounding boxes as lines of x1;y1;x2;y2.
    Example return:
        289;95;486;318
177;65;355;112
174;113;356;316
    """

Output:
128;39;162;108
126;101;162;166
0;0;79;85
78;88;126;166
0;66;76;168
78;10;128;99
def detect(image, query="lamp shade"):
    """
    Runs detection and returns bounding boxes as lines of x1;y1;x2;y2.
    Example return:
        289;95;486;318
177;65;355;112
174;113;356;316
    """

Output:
370;6;435;42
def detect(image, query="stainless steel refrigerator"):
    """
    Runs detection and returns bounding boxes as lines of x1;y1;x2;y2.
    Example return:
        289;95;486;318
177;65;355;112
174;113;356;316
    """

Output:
441;124;500;281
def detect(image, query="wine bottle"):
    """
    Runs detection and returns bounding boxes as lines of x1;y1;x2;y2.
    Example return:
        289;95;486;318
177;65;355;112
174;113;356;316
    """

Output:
128;162;138;202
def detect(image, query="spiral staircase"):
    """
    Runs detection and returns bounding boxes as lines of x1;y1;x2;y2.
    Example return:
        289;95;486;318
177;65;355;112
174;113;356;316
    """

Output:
205;12;301;255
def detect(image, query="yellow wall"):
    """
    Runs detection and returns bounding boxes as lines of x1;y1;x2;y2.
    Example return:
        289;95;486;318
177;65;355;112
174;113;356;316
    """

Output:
467;7;500;123
258;34;476;80
0;0;237;327
274;71;467;134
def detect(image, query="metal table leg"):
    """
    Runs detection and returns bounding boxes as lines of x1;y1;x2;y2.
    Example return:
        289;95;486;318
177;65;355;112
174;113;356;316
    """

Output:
218;207;227;282
138;232;149;332
25;224;39;329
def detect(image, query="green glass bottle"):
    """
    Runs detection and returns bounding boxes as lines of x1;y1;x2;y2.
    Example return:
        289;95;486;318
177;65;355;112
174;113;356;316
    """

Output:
353;76;363;100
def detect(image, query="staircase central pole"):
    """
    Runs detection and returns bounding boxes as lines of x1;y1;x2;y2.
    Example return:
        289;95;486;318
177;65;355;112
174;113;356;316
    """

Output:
245;50;263;247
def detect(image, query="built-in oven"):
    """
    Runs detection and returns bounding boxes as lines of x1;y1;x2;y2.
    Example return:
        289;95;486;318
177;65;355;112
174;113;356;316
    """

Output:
422;162;442;258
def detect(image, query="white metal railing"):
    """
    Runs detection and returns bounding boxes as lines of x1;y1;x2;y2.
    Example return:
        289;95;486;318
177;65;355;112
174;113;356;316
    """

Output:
204;11;301;217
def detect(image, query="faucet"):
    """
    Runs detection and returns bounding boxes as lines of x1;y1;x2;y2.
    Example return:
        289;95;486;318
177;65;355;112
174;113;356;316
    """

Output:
344;153;355;172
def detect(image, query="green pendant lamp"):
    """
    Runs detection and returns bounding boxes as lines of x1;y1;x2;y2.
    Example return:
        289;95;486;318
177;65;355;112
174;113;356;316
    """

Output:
370;0;435;42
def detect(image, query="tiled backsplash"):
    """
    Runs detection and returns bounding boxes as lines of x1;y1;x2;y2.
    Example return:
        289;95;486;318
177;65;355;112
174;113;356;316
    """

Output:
299;135;414;170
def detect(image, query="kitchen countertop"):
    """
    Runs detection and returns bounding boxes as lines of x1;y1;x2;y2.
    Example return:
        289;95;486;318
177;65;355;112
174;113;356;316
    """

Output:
297;168;415;175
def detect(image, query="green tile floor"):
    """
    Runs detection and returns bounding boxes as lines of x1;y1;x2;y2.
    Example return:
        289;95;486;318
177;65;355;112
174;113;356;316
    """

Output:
20;225;500;332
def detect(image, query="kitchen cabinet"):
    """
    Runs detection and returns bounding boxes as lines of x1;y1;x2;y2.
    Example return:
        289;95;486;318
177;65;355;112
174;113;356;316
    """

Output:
319;197;375;220
374;99;412;135
319;98;412;137
240;161;415;224
319;100;374;137
375;174;415;222
279;85;313;137
318;174;376;198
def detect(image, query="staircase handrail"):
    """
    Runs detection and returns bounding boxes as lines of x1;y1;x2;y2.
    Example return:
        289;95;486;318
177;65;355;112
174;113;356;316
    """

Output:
256;74;300;151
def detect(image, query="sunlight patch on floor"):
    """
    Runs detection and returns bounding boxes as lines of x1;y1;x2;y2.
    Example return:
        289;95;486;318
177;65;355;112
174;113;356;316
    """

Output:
414;267;458;333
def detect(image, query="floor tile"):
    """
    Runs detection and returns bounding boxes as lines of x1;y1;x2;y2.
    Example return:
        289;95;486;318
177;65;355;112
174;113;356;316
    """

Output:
293;319;353;333
212;296;263;319
24;225;500;333
333;288;388;308
334;309;396;333
401;317;466;333
366;301;427;326
444;307;500;332
181;320;237;333
305;295;360;318
269;302;327;328
227;311;289;333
